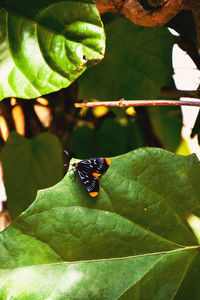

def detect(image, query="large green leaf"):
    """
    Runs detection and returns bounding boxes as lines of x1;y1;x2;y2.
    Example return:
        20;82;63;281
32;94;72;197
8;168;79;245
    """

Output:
0;148;200;298
0;0;105;100
0;249;196;299
78;15;176;100
1;132;63;220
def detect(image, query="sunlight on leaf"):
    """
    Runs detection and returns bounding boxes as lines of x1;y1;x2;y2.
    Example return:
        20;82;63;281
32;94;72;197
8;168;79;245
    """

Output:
0;1;105;100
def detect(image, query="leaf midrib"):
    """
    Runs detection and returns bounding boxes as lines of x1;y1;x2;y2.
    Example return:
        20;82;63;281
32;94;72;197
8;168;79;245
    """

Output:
0;245;197;270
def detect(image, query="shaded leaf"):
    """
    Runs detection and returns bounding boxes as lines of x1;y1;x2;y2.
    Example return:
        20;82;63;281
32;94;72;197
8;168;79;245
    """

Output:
78;16;175;100
191;110;200;144
71;124;96;159
148;106;182;151
71;118;146;158
1;132;63;219
127;120;146;149
0;0;105;100
96;118;128;156
174;254;200;300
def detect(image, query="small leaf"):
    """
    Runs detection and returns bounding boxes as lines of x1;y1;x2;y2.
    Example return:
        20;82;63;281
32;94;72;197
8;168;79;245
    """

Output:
1;132;63;219
148;106;182;151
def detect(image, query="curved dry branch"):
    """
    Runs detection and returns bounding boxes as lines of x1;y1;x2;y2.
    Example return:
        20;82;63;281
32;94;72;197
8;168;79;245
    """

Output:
96;0;190;27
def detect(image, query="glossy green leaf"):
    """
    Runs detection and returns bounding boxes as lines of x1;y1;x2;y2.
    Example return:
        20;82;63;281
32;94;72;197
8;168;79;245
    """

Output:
1;132;63;219
0;0;105;100
0;148;200;298
78;16;175;100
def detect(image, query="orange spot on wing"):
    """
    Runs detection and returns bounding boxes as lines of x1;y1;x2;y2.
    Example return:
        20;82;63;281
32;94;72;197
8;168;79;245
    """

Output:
104;157;111;166
89;192;98;197
75;163;78;168
92;172;101;179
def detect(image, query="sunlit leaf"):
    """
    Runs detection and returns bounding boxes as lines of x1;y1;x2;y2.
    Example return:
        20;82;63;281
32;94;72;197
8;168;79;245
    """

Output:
0;0;105;100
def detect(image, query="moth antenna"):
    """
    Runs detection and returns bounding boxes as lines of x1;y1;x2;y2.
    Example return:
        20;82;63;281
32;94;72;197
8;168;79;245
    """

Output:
63;149;70;157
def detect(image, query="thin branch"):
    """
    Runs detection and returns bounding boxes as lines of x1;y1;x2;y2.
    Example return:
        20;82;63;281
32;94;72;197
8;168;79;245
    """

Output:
74;98;200;108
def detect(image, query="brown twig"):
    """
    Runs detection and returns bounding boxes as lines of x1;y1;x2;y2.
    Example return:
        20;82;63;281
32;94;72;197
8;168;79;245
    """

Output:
75;98;200;108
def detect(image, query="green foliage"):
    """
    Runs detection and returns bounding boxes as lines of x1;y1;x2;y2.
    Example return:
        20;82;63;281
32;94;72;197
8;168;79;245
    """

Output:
0;0;105;100
0;1;198;298
76;15;183;154
71;118;146;158
0;148;200;298
148;106;182;151
78;15;176;100
191;110;200;144
1;132;63;220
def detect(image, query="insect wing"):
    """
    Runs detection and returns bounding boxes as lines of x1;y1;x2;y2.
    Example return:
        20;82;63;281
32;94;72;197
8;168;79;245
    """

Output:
74;157;110;197
76;168;99;197
77;157;110;177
